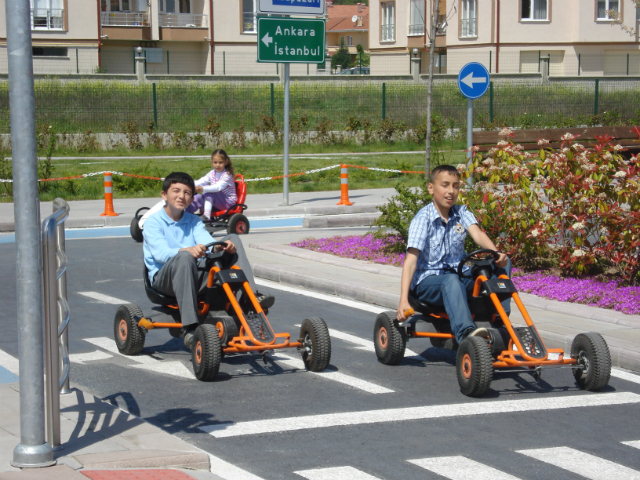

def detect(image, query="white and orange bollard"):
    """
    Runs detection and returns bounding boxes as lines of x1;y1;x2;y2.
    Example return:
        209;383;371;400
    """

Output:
100;172;119;216
336;164;353;206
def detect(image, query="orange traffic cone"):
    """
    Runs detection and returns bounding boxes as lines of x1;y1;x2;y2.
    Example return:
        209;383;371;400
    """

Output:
336;164;353;206
100;172;119;216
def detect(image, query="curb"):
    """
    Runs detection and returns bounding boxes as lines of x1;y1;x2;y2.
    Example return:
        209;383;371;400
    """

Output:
253;262;640;373
303;212;381;228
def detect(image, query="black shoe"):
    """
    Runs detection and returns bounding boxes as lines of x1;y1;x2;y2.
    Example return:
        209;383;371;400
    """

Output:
465;327;489;339
181;324;197;348
255;292;275;310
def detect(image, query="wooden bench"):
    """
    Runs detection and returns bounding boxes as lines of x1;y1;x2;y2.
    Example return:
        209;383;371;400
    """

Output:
473;126;640;156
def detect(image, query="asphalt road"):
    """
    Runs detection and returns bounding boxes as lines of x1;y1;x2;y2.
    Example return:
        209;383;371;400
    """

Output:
2;234;640;480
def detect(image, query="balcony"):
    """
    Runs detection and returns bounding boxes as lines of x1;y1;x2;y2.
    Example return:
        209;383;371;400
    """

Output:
31;8;63;30
159;13;208;28
101;11;149;27
243;12;257;33
381;24;395;42
460;17;477;37
408;23;425;36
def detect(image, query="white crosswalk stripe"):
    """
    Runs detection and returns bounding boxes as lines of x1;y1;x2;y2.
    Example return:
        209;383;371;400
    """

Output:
324;327;427;361
408;456;520;480
78;291;129;304
295;466;380;480
517;446;640;479
623;440;640;449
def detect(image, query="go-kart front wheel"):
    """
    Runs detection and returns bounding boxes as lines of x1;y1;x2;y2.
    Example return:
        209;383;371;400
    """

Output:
114;304;146;355
456;336;493;397
299;317;331;372
227;213;250;235
373;311;406;365
571;332;611;391
191;324;222;381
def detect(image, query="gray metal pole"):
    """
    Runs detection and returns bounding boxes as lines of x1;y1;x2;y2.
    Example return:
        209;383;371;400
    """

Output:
283;63;290;206
466;98;473;186
5;0;55;469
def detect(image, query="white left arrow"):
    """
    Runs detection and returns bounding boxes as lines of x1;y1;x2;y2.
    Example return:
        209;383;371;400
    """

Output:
461;72;487;88
262;32;273;47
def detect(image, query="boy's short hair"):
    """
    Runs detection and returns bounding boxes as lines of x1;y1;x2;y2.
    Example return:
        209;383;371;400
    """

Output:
162;172;195;194
429;165;461;183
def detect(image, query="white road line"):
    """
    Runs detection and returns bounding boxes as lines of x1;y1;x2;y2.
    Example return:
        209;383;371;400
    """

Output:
295;466;380;480
85;337;194;379
408;456;521;480
255;278;388;314
69;350;113;364
612;367;640;385
79;291;129;305
321;327;427;362
517;446;640;479
208;454;266;480
199;391;640;439
272;353;394;394
622;440;640;449
0;349;19;375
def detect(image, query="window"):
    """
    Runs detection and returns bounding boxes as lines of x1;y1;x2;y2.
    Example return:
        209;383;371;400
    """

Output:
31;0;63;30
33;47;67;57
347;36;353;46
460;0;477;37
637;4;640;21
597;0;619;20
521;0;548;20
242;0;257;33
409;0;425;35
381;2;395;42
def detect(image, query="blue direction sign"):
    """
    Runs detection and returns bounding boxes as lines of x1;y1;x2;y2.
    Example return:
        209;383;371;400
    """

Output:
457;62;490;99
258;0;325;15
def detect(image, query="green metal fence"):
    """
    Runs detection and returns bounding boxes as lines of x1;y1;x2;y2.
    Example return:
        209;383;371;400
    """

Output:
1;79;639;134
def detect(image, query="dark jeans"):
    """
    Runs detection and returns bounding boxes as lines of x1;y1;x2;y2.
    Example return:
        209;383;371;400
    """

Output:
412;260;512;344
151;234;254;327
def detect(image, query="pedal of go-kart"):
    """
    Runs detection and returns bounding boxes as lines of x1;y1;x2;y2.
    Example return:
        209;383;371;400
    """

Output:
513;326;547;359
244;312;275;342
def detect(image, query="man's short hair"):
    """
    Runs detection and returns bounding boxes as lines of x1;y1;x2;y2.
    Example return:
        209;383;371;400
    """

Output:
429;165;461;183
162;172;195;194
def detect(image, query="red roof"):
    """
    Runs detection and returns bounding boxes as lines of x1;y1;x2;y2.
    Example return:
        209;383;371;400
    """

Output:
326;3;369;32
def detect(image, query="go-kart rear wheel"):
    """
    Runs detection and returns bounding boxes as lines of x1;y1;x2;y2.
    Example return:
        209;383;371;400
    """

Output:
227;213;250;235
191;324;222;381
571;332;611;391
373;311;406;365
299;317;331;372
456;336;493;397
114;304;146;355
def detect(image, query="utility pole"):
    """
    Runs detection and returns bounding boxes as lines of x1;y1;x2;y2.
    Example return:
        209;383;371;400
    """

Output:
425;0;440;180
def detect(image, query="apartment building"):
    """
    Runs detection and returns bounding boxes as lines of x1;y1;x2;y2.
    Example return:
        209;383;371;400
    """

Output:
369;0;640;76
325;1;369;58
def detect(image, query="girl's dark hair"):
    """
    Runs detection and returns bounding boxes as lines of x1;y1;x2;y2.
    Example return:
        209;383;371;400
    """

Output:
162;172;195;194
212;148;234;177
429;164;460;183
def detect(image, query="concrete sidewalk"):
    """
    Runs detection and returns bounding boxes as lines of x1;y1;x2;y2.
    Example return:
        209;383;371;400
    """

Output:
0;188;395;232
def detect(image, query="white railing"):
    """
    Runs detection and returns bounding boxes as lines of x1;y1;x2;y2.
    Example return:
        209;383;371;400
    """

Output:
159;13;207;28
381;24;395;42
31;8;63;30
101;11;148;26
460;17;477;37
408;23;424;35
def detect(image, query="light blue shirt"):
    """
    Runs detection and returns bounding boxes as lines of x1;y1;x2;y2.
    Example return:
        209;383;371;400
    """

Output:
407;203;478;290
143;208;214;284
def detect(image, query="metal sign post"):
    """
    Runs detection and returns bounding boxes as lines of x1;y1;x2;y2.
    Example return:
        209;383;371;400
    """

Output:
257;14;325;206
457;62;490;185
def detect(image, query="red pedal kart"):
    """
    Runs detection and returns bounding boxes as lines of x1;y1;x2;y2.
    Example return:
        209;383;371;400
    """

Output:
373;249;612;397
130;174;250;242
114;242;331;381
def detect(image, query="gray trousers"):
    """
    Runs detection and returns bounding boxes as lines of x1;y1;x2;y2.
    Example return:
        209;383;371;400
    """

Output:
151;234;255;327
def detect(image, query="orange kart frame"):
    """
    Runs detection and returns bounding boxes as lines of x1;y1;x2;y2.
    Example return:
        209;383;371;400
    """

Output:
114;245;331;381
374;249;611;397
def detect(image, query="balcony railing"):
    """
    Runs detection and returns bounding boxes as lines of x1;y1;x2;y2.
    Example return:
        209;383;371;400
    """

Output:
460;17;477;37
381;24;395;42
159;13;207;28
243;12;257;33
31;8;63;30
408;23;425;35
101;11;149;26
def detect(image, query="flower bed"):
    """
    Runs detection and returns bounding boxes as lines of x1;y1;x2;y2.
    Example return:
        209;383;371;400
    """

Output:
291;234;640;315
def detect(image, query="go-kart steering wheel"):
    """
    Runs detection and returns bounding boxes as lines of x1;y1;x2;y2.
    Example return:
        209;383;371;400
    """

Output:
457;249;500;279
204;241;231;260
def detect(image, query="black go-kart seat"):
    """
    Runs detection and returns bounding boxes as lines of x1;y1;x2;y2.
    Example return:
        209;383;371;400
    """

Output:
143;263;176;306
408;295;443;316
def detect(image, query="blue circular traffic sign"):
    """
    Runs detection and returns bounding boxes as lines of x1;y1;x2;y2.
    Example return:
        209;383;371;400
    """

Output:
457;62;490;100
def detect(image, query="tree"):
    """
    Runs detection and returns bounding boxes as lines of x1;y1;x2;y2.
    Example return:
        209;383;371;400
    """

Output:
425;0;441;179
331;38;352;71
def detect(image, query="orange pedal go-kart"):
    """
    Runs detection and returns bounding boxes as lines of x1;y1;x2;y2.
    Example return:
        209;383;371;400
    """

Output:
114;242;331;381
374;249;612;397
130;174;250;242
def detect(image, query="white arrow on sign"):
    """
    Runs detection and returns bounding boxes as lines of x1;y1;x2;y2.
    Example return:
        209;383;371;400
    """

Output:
262;32;273;47
461;72;487;88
